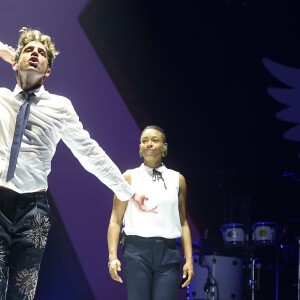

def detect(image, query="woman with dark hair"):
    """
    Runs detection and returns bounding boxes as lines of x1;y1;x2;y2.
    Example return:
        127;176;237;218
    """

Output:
108;125;194;300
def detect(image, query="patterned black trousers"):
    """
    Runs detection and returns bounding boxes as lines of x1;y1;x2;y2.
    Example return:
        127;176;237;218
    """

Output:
0;187;51;300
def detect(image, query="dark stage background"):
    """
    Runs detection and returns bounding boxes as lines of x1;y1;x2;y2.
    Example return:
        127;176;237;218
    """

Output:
80;0;300;234
1;0;300;299
79;1;300;298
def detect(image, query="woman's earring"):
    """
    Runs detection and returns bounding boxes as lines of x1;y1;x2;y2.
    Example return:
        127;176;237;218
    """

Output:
139;150;143;158
162;147;168;157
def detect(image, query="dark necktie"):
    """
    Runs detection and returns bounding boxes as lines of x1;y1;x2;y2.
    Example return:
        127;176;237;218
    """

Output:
152;169;167;189
6;92;33;182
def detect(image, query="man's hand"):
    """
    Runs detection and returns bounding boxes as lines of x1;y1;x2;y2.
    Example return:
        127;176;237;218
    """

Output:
131;193;158;213
0;41;15;64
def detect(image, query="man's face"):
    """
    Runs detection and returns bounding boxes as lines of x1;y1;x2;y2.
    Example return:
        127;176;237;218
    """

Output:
14;41;51;79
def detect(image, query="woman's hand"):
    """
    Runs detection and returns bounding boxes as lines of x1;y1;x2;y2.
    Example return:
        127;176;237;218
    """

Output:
181;260;194;288
108;258;123;283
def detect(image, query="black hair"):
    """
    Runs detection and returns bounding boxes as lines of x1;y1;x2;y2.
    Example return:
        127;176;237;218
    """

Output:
142;125;166;142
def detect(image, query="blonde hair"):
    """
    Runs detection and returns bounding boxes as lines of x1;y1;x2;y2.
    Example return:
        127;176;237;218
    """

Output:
14;27;59;67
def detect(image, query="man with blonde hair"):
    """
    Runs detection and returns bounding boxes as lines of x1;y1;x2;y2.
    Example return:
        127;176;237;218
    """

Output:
0;27;154;299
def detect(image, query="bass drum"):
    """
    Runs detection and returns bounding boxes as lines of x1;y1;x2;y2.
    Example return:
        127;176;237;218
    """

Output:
188;253;244;300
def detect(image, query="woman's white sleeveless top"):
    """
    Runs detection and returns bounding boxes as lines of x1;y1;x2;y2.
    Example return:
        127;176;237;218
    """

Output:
123;163;182;239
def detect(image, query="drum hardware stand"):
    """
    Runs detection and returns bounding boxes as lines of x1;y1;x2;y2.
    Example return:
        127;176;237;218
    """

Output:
248;256;261;300
204;276;217;300
275;243;280;300
297;237;300;300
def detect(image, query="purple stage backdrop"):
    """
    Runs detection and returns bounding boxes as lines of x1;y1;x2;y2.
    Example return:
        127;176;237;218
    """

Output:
0;1;199;299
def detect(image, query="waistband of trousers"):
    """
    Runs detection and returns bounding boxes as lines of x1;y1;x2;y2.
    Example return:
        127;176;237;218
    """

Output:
0;186;47;196
123;234;176;245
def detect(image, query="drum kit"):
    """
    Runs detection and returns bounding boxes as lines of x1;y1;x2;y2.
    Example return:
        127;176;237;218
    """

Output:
187;220;300;300
189;252;244;300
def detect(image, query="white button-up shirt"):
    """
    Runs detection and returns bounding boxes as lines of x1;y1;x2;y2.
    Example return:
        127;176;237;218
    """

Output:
0;85;133;201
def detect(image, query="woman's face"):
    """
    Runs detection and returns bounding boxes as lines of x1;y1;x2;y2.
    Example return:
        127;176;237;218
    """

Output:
140;128;166;160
